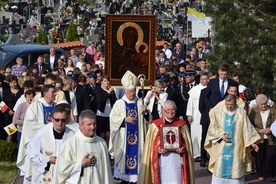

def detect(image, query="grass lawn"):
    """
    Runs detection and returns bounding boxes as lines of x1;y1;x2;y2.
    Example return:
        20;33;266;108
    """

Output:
0;162;18;184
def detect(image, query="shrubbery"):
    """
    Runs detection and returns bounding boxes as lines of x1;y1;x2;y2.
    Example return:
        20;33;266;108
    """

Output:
66;21;79;42
0;140;17;162
36;27;49;45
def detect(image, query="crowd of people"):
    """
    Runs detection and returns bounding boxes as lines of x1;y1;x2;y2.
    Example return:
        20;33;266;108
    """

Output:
0;38;275;184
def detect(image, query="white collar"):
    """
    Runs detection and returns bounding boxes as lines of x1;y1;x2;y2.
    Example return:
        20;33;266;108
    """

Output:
122;95;138;103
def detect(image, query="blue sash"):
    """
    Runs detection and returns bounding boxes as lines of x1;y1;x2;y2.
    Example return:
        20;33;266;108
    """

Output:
124;101;139;175
42;103;55;124
221;113;235;178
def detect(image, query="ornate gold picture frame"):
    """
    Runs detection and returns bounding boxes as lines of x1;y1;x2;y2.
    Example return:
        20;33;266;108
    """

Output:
160;125;182;152
105;15;157;86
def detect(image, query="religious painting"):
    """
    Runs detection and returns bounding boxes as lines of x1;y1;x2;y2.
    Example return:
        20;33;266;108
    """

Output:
105;15;157;86
160;125;181;152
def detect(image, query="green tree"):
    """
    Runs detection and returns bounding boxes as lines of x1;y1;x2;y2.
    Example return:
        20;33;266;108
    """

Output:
204;0;276;98
36;27;48;45
66;21;79;42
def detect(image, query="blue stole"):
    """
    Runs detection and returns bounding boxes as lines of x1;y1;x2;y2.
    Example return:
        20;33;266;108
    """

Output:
124;100;139;175
221;113;235;178
42;103;55;124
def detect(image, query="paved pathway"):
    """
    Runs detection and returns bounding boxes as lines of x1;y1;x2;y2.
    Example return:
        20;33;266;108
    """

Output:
13;162;273;184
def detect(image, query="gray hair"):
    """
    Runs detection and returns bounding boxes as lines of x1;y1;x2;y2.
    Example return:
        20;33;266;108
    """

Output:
154;79;164;88
79;110;96;123
255;94;268;105
225;94;237;103
163;100;177;110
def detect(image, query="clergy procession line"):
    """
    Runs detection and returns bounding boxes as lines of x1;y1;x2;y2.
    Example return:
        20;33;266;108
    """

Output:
0;44;275;183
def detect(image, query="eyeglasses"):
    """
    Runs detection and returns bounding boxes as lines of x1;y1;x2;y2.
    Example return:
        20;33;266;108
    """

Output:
164;109;176;113
53;118;67;123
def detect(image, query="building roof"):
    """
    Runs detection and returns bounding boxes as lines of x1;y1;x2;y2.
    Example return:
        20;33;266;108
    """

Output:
51;41;84;48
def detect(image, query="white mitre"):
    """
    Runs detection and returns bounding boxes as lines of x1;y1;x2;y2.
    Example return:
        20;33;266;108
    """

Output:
121;70;138;89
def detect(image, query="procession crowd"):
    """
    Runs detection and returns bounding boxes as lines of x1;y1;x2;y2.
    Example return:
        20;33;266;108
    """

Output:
0;39;275;184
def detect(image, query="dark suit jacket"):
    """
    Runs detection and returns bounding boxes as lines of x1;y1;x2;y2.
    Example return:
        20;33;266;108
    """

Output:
81;53;92;64
173;49;186;60
249;108;276;145
85;83;98;114
44;54;60;69
75;84;91;116
204;77;236;111
165;85;177;103
0;82;9;102
176;81;198;118
33;63;51;75
199;88;210;127
0;82;9;140
196;52;204;60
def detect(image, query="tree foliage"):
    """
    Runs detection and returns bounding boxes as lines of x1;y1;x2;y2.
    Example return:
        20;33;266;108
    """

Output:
205;0;276;98
66;21;79;42
36;27;48;45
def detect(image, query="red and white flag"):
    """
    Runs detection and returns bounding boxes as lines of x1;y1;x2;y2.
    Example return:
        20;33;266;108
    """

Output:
0;101;8;113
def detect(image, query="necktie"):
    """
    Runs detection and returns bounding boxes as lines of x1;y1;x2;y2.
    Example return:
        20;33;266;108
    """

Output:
39;66;42;76
190;84;193;89
220;80;225;98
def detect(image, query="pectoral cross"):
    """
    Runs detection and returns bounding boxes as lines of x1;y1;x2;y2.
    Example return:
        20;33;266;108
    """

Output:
226;119;232;126
224;154;232;160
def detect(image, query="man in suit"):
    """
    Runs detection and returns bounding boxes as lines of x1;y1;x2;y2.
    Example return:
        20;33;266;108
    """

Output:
44;47;60;70
80;46;92;64
173;43;186;60
160;74;177;103
196;47;204;60
204;63;236;112
176;70;198;121
198;87;209;167
33;55;51;76
86;72;98;114
159;51;169;65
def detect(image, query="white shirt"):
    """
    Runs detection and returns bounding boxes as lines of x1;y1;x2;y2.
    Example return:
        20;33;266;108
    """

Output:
50;55;55;69
162;48;172;59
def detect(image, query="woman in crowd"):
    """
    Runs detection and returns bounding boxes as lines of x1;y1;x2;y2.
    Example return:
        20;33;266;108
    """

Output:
61;75;78;121
13;90;35;146
96;76;117;147
76;55;86;70
144;79;168;120
249;94;276;182
3;75;24;142
64;58;75;75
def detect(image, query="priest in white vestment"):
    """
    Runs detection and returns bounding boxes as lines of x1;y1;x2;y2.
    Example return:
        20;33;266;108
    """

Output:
27;106;75;184
204;94;260;184
17;84;57;183
54;100;79;131
186;72;209;159
55;110;113;184
109;70;151;183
